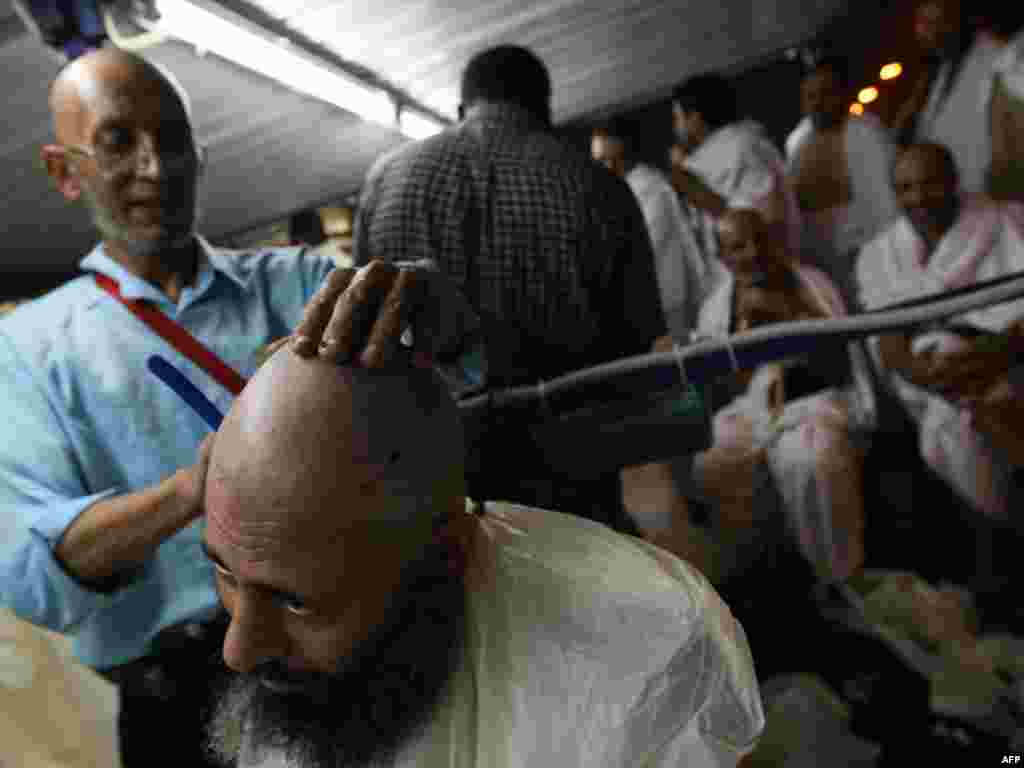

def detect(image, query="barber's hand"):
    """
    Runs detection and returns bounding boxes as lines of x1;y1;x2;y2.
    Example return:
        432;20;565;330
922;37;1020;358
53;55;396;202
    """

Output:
177;433;216;522
287;259;480;369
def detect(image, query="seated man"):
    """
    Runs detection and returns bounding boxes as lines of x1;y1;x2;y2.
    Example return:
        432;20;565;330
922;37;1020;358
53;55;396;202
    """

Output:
689;209;868;584
200;349;764;767
856;141;1024;518
786;55;900;305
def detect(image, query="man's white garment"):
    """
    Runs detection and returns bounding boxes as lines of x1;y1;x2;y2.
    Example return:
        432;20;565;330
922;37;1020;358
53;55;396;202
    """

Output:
684;120;802;262
625;163;708;339
694;267;875;582
239;501;765;768
992;29;1024;101
856;200;1024;516
915;34;1005;196
785;114;900;306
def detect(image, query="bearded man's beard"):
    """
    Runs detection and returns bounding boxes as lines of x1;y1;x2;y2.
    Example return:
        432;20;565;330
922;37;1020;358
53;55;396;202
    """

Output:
205;541;467;768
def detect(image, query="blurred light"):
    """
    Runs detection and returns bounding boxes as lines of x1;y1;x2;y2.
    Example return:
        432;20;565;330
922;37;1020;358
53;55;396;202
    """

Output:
880;62;903;80
399;109;446;140
858;86;879;105
849;103;865;116
151;0;395;127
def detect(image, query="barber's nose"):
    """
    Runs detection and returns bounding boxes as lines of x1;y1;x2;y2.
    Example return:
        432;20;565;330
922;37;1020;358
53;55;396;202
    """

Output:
221;598;287;674
134;133;163;179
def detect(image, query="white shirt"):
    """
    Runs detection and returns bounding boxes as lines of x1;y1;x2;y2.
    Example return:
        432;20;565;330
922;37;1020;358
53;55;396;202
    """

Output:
625;163;707;339
916;34;1005;196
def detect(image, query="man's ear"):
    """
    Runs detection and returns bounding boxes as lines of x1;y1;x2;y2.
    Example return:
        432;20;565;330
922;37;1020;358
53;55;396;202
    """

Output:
40;145;83;201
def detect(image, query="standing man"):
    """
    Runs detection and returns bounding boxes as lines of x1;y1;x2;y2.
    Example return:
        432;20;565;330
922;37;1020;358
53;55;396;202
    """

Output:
786;55;900;306
1;47;478;768
591;118;708;339
892;0;1004;197
670;73;802;276
354;45;668;535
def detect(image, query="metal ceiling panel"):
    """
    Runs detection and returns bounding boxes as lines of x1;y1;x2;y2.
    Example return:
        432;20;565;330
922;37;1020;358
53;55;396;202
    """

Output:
253;0;851;121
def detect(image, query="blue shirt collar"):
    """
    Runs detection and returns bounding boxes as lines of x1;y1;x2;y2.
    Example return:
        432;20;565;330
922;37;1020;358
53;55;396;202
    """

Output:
79;236;251;306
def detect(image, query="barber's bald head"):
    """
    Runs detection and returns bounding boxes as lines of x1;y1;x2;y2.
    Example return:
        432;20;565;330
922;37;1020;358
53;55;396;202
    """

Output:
43;48;201;252
49;47;192;145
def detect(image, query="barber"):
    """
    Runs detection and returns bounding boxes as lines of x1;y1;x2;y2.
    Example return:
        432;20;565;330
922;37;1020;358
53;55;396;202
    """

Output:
0;48;478;768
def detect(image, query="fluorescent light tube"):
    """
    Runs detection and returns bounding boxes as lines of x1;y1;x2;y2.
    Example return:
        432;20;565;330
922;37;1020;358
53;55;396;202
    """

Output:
399;108;446;140
151;0;395;127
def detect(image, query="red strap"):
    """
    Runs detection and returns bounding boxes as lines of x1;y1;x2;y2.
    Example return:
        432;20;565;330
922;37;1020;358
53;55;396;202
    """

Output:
94;273;248;396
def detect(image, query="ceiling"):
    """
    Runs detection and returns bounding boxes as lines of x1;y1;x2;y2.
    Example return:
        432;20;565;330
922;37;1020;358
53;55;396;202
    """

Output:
0;0;859;293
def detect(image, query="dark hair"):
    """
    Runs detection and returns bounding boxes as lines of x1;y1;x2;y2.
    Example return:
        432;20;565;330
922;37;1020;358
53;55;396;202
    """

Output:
802;54;851;87
671;73;739;131
897;141;960;186
459;45;552;123
290;209;326;246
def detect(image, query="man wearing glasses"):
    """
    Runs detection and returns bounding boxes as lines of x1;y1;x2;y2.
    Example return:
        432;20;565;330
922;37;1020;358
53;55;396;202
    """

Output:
1;47;478;768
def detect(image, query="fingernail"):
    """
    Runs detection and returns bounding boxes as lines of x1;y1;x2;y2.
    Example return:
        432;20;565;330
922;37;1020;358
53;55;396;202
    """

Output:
292;336;313;353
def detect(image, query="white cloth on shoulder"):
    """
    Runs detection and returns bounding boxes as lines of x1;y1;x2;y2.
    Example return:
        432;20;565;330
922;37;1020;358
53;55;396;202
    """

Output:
856;200;1024;516
685;120;802;260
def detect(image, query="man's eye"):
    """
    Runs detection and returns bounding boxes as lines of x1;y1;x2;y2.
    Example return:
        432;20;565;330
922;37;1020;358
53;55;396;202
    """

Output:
99;128;134;151
282;597;314;617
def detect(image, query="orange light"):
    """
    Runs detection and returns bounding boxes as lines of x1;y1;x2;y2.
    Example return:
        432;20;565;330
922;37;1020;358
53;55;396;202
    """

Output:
880;62;903;80
849;103;865;116
858;86;879;105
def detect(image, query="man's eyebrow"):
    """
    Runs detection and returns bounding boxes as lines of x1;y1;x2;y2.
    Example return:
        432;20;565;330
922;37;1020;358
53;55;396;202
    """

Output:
201;541;311;604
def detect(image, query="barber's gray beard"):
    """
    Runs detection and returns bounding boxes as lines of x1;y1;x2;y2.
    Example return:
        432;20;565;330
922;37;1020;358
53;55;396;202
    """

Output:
79;187;198;259
205;545;467;768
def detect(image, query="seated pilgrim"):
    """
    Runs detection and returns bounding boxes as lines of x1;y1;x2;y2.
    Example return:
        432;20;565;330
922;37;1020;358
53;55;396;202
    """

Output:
686;208;872;584
198;347;764;768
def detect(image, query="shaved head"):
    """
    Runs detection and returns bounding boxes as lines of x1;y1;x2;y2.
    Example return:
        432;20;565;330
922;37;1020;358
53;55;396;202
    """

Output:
203;351;468;768
44;47;202;260
49;48;192;145
208;348;465;551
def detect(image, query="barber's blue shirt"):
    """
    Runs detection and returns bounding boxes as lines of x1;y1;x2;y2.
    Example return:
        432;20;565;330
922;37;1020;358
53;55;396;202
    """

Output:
0;237;334;668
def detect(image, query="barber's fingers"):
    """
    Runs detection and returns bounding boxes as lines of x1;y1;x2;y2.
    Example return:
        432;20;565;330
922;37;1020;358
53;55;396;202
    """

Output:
317;260;399;364
360;267;424;368
292;267;357;357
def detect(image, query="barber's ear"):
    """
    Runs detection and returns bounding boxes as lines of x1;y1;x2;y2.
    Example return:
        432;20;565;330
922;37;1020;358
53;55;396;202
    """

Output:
40;145;82;201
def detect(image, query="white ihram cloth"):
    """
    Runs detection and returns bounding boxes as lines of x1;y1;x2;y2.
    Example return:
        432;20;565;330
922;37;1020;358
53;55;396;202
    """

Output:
916;34;1005;196
856;200;1024;517
626;163;709;339
684;120;802;267
695;266;874;582
785;115;900;305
